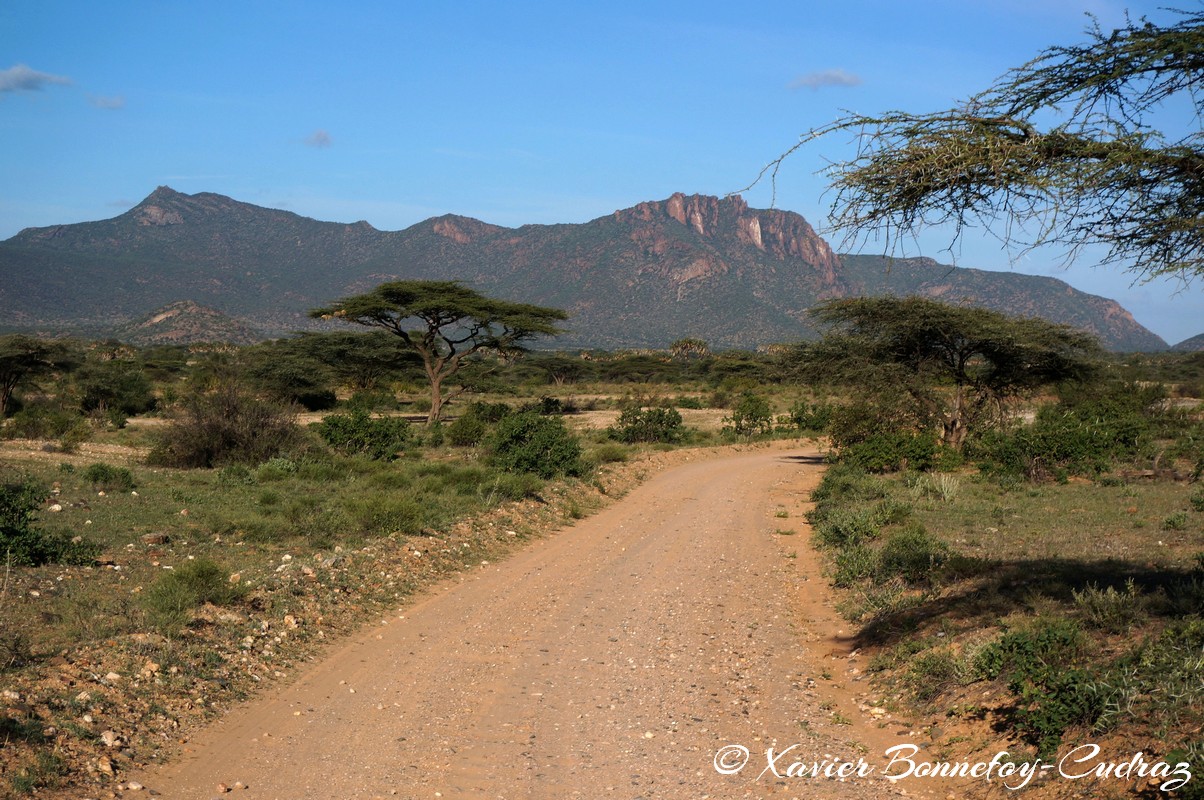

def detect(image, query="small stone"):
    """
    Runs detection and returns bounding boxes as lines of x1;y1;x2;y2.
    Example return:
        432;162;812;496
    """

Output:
96;756;114;775
228;572;241;584
97;490;106;497
104;672;122;683
179;508;189;516
217;783;230;794
49;503;63;512
101;730;121;747
126;781;144;791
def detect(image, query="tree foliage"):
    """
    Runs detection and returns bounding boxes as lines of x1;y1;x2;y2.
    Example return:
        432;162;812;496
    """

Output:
0;335;77;418
793;297;1101;448
747;10;1204;281
312;281;567;425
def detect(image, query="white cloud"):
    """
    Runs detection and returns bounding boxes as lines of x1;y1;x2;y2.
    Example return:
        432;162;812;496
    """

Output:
0;64;72;93
305;129;333;148
789;68;862;91
89;94;126;110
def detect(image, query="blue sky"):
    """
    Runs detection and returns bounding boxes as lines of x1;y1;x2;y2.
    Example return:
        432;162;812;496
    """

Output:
2;0;1199;344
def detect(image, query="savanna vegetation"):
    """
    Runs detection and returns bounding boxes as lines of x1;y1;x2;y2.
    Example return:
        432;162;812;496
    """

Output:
1;287;1202;797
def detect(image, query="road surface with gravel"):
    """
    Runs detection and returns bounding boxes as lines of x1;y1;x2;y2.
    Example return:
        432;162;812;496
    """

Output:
137;445;924;799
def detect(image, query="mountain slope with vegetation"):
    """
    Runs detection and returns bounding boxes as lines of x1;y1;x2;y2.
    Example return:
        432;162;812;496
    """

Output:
0;188;1167;351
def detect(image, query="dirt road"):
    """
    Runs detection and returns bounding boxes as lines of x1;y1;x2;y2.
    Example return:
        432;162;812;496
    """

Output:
137;446;918;799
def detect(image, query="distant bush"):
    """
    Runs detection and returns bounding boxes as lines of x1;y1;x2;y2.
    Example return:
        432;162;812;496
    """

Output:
465;401;512;423
972;384;1167;481
608;407;684;443
521;396;566;416
489;411;583;478
148;384;304;468
723;393;773;437
76;360;156;423
842;431;939;473
779;399;834;434
82;462;135;492
316;409;412;460
3;402;89;446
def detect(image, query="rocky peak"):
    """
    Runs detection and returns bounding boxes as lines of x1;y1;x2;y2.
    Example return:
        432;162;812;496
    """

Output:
616;192;839;284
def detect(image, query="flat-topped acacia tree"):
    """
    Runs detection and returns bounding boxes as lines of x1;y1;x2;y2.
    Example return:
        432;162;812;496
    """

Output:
311;281;567;426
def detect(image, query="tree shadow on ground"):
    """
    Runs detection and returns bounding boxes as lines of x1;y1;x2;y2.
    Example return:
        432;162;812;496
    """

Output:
854;556;1202;648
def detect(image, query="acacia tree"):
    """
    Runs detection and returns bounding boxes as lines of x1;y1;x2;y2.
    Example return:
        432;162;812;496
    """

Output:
746;11;1204;281
0;335;77;418
311;281;567;425
794;297;1100;449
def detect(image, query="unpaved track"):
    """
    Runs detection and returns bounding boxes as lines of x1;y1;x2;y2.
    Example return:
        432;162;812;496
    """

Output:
139;447;910;799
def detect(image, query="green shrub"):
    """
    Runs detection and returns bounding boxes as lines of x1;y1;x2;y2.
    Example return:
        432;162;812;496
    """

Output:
833;544;876;586
0;478;48;565
217;464;256;486
814;508;880;549
974;618;1102;756
256;457;299;482
0;478;99;566
149;384;304;468
589;442;629;464
975;618;1088;681
317;409;412;460
520;396;566;415
3;402;88;443
973;386;1161;481
1011;666;1105;756
465;401;512;423
447;412;489;447
76;360;156;421
842;431;939;473
608;407;684;443
344;495;429;537
723;393;773;437
876;523;949;585
483;472;545;502
780;399;834;434
143;558;243;634
1073;580;1146;633
1163;511;1190;530
906;650;965;704
82;462;135;492
489;411;583;478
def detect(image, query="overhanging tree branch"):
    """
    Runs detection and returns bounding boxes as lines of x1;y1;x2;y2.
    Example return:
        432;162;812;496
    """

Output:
739;10;1204;282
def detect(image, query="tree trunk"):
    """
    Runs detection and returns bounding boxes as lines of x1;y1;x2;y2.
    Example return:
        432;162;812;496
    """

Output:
942;384;968;450
427;374;444;427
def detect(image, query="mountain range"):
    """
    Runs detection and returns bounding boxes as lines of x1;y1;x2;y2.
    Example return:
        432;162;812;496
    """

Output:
0;187;1173;351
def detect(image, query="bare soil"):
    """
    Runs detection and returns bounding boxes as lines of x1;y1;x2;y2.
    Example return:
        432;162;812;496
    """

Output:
127;444;945;799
